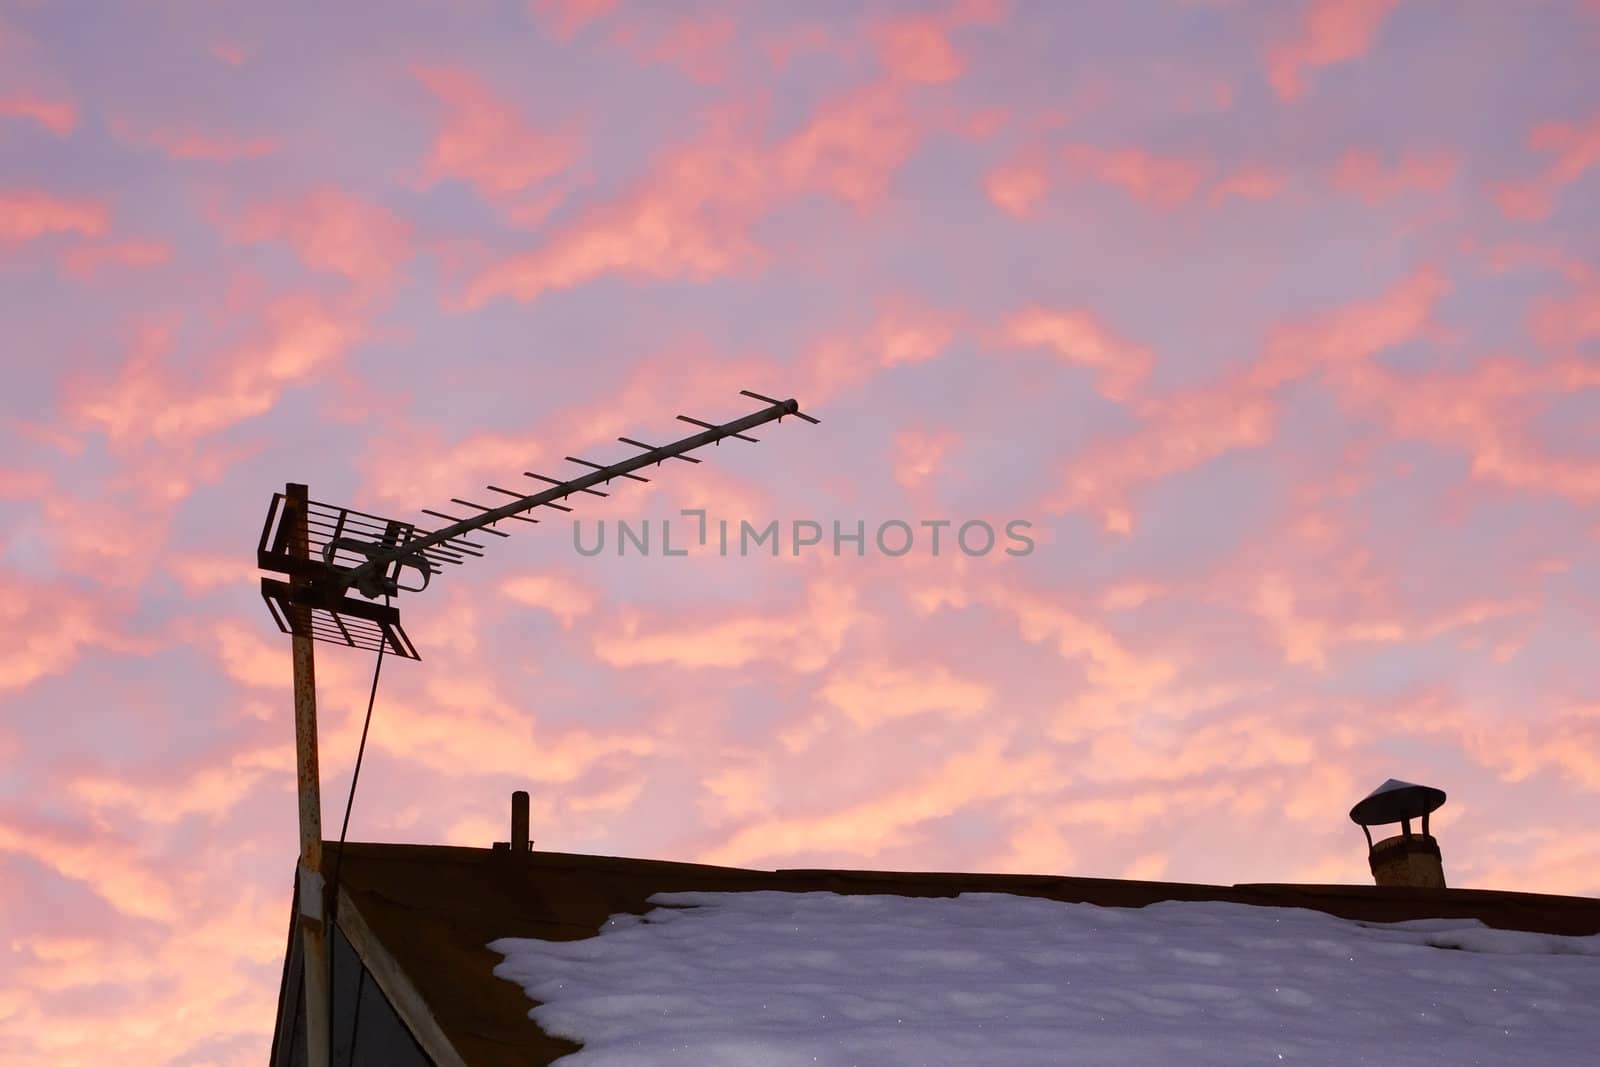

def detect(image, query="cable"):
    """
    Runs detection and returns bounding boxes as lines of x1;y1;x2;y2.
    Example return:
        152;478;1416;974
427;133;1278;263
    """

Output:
326;609;388;1065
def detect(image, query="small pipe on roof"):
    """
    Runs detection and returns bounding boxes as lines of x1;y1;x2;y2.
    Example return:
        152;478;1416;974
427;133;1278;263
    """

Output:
512;791;530;854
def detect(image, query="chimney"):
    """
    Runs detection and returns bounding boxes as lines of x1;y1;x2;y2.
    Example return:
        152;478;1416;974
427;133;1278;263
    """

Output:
511;790;530;853
492;790;533;853
1349;779;1447;888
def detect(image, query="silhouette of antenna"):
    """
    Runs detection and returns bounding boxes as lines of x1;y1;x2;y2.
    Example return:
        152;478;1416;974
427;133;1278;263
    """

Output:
260;390;819;1067
257;391;818;661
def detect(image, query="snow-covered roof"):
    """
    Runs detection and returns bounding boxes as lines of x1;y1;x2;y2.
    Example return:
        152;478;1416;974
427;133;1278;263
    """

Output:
492;890;1600;1065
290;843;1600;1066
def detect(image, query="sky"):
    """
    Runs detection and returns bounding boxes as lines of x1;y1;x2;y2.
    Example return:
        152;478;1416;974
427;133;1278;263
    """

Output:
493;890;1600;1064
1;0;1599;1062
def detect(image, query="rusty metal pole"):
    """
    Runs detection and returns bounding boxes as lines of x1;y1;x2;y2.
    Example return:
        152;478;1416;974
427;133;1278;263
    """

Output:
286;483;331;1067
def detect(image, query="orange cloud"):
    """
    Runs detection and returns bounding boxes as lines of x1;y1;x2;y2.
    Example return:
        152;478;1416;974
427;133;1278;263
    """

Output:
0;572;138;693
1332;148;1455;201
1061;144;1211;209
700;736;1055;866
593;578;865;672
1496;111;1600;220
1267;0;1399;101
1003;306;1154;401
59;238;170;279
1251;569;1529;670
69;297;359;449
234;187;412;288
0;92;75;135
0;817;178;921
0;189;107;242
67;742;290;826
414;66;576;199
819;659;991;727
167;553;259;593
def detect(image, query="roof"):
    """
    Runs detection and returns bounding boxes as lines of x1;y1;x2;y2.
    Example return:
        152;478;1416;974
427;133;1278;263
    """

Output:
305;841;1600;1066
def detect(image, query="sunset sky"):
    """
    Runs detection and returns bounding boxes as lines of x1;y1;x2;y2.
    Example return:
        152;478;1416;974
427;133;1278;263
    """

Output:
3;0;1600;1063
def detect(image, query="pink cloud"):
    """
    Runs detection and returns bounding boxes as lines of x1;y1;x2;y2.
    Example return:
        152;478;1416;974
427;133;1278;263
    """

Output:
414;66;576;199
612;13;738;85
0;189;107;242
0;817;178;921
1043;268;1445;531
529;0;618;41
0;572;140;694
984;157;1049;217
1049;385;1273;534
465;85;925;306
1003;305;1154;401
820;659;992;728
501;570;600;628
1061;144;1211;209
763;24;849;70
233;187;412;288
700;737;1055;866
1208;165;1286;205
872;0;1006;84
1342;354;1600;500
1332;148;1456;202
778;83;920;206
127;123;278;160
893;429;962;490
0;92;75;135
59;238;171;279
797;300;960;404
874;15;966;83
1496;111;1600;220
0;466;47;497
209;41;245;65
1529;281;1600;349
68;297;359;450
593;578;865;672
166;553;260;593
1267;0;1400;101
1248;265;1447;389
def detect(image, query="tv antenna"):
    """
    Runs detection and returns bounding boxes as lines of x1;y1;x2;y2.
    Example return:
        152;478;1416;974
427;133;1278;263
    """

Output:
258;391;818;1066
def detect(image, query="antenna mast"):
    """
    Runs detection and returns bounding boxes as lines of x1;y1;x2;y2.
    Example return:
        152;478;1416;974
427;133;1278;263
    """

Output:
257;391;818;1067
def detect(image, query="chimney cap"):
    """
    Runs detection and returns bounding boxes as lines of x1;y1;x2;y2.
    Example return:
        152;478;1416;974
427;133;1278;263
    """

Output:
1349;778;1446;827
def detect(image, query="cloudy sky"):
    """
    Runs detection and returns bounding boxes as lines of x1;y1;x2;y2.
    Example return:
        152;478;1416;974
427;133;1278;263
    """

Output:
2;0;1599;1062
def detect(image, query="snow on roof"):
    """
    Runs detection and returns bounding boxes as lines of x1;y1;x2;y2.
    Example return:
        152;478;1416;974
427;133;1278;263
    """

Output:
491;890;1600;1066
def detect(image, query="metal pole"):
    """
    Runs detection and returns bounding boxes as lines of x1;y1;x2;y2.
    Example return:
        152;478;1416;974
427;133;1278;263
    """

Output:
287;482;331;1067
511;790;529;853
